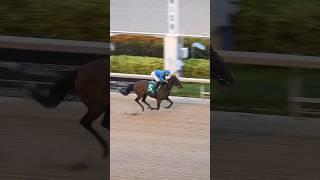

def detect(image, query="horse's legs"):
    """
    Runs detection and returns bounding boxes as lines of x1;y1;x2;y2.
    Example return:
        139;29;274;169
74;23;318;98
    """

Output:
165;97;173;108
80;109;106;148
142;94;151;108
135;96;144;111
151;99;161;110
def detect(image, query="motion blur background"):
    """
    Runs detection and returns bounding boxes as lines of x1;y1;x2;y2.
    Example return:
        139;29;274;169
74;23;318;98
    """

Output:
213;0;320;116
0;0;107;41
212;0;320;179
0;1;108;179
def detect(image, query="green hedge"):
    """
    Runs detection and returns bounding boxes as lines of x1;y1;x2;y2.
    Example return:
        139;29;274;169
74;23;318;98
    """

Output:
111;34;209;58
184;58;210;78
111;55;209;79
233;0;320;56
0;0;108;42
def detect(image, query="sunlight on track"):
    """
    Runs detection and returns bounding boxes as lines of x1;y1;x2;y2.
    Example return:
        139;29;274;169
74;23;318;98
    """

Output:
110;94;210;180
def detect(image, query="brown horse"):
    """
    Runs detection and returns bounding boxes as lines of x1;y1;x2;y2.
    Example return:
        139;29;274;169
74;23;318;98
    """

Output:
120;74;183;111
24;58;109;157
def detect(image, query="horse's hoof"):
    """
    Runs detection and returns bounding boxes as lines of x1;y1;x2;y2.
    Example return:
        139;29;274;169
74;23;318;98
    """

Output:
165;106;170;109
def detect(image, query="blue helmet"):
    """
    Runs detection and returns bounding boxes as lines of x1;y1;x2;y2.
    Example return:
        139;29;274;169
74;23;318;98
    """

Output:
164;70;171;76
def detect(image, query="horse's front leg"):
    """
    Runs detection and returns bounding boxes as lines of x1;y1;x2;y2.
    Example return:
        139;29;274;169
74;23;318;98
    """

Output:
151;99;161;110
165;97;173;108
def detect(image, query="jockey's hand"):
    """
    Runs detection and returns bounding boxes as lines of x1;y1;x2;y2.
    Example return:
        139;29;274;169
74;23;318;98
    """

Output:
163;80;168;83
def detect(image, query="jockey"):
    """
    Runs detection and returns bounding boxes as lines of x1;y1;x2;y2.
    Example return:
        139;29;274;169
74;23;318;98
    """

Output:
151;69;171;91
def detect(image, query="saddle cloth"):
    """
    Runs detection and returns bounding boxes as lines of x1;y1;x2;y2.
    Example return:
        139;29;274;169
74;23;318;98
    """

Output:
147;81;157;96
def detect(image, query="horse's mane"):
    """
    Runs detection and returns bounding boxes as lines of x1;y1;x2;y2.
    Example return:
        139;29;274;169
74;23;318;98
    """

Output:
167;74;180;86
168;74;177;79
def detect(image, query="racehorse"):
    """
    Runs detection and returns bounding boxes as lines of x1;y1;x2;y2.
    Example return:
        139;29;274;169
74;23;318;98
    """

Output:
211;46;236;86
120;74;183;111
24;58;109;157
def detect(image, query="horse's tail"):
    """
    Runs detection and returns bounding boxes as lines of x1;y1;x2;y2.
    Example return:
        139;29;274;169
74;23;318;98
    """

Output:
120;84;134;96
26;69;78;108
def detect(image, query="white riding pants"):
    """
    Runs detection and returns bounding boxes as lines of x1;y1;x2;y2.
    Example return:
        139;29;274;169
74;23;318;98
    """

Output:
151;71;160;82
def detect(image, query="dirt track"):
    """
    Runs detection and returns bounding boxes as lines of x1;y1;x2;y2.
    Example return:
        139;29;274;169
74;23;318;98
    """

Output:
110;93;210;180
4;94;318;179
0;97;107;180
213;111;320;180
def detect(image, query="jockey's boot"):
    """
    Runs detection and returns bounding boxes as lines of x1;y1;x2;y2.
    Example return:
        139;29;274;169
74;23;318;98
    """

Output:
155;81;160;96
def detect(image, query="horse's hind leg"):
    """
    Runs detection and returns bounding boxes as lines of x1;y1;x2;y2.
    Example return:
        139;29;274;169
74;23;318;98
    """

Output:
142;94;151;108
135;96;144;111
80;109;106;148
165;97;173;108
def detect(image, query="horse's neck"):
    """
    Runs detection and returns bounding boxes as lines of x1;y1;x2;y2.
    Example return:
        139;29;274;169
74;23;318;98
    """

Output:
166;80;174;90
159;80;173;91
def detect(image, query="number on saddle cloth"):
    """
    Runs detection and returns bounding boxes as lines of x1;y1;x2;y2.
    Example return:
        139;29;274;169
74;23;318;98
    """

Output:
147;81;157;95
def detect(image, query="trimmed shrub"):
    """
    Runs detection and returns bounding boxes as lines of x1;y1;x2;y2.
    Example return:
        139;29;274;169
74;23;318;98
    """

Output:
111;55;209;79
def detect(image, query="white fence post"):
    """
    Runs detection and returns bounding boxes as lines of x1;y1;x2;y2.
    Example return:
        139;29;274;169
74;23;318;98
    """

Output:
200;84;205;98
164;0;183;74
288;68;302;116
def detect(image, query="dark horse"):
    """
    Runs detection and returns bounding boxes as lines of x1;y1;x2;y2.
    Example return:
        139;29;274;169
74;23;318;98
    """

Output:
24;59;109;156
120;74;183;111
211;46;236;86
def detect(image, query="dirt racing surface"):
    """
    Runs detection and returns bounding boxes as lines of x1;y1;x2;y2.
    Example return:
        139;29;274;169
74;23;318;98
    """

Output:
110;93;210;180
0;97;107;180
212;111;320;180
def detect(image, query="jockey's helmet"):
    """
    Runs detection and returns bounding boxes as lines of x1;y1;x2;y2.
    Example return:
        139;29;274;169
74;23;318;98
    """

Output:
164;70;171;76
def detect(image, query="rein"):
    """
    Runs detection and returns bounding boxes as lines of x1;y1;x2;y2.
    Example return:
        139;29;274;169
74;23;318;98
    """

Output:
164;77;176;90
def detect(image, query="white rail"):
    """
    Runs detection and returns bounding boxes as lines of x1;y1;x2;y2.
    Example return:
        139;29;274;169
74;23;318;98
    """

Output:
0;35;109;55
111;72;210;98
218;50;320;69
217;50;320;116
110;30;210;38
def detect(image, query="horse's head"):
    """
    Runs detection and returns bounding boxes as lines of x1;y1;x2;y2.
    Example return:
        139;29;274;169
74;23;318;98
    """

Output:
211;48;236;87
168;74;183;88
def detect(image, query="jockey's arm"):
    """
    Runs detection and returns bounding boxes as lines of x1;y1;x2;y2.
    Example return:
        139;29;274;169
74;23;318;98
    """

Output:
160;77;168;83
159;77;164;83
